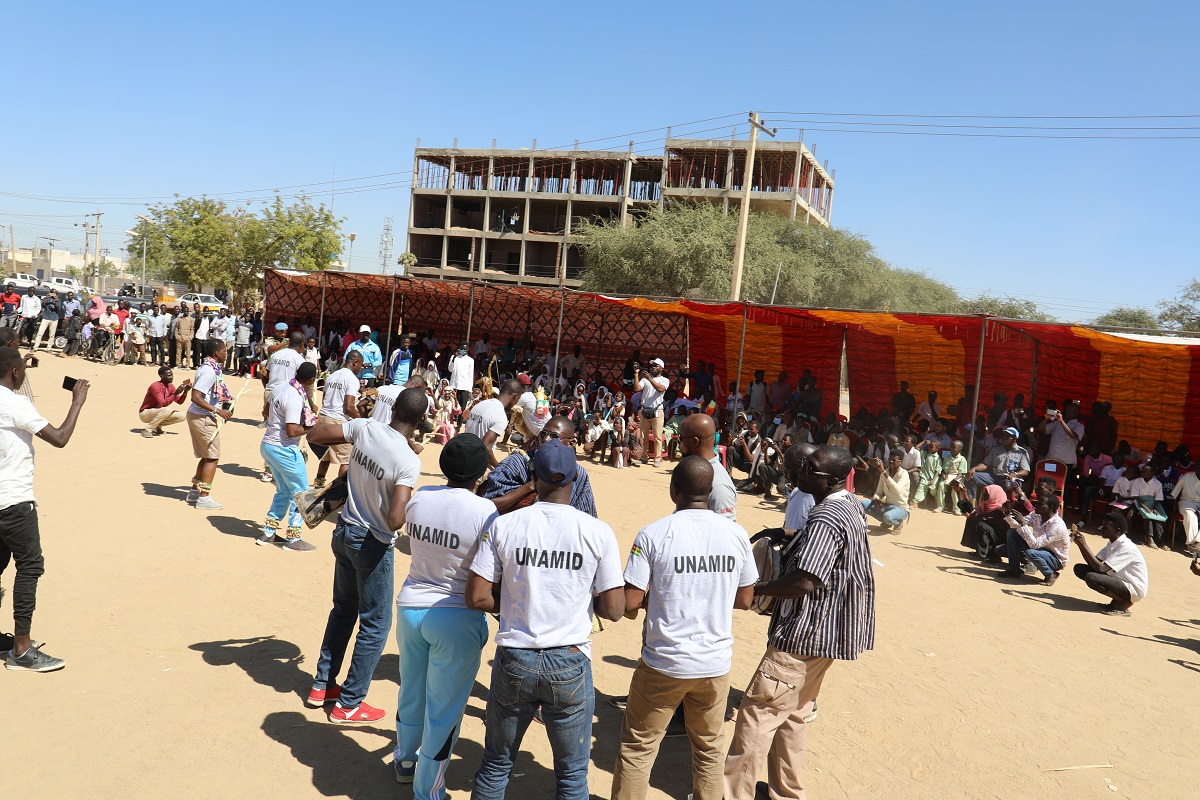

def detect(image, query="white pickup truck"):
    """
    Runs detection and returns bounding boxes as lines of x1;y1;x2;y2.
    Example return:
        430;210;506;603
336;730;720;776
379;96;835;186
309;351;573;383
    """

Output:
3;273;40;290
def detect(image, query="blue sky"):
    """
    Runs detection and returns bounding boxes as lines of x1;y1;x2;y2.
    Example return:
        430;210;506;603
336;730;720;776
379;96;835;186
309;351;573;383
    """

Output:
4;1;1197;321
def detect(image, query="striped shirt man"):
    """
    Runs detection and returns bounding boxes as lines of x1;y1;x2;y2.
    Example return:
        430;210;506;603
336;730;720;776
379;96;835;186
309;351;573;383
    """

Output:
769;489;875;660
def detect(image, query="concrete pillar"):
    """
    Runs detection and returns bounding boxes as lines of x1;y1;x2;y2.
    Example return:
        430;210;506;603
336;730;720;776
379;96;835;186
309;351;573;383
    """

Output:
658;129;671;211
723;141;736;215
619;146;633;226
441;154;454;268
480;156;494;270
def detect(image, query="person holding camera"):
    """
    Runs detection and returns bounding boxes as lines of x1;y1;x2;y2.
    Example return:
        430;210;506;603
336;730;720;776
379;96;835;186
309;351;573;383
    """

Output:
0;346;89;671
634;357;670;467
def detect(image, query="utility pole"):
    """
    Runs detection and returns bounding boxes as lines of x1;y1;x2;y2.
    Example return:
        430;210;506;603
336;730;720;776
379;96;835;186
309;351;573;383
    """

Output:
379;216;394;273
92;208;103;288
729;111;776;301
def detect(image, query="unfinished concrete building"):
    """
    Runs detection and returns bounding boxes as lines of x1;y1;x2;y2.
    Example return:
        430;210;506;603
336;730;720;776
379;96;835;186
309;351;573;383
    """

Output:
406;136;834;287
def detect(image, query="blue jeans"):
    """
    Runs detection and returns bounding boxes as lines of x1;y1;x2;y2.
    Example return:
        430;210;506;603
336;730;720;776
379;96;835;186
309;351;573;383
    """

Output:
862;499;909;527
312;519;395;708
396;607;490;800
259;441;308;537
1005;528;1062;577
471;645;594;800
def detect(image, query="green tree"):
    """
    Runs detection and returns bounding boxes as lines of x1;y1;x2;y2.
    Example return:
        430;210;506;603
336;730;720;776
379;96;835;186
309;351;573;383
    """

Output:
125;194;342;301
575;204;1023;316
962;293;1051;322
1093;306;1160;329
1157;277;1200;331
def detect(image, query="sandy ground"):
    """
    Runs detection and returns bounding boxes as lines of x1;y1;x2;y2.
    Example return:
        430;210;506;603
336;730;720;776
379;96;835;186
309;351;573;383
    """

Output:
2;354;1198;800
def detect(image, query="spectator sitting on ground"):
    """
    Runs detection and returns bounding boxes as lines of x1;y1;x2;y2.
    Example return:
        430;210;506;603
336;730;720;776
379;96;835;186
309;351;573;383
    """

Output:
1070;513;1148;617
730;418;761;477
863;450;910;532
960;484;1010;562
998;494;1069;585
936;439;969;514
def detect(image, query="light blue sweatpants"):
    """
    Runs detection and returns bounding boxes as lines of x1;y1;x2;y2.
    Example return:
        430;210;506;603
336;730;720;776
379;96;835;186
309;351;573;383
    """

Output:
259;441;308;538
394;606;489;800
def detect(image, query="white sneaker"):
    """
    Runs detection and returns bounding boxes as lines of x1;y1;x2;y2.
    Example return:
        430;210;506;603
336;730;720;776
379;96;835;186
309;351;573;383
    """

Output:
195;496;224;510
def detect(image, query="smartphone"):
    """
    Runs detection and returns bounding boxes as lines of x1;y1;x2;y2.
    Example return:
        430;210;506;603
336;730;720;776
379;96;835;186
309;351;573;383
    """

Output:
62;376;78;391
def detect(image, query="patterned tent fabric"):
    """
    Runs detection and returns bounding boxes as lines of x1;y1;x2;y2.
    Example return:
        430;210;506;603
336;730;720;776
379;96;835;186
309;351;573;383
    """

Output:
264;271;1198;450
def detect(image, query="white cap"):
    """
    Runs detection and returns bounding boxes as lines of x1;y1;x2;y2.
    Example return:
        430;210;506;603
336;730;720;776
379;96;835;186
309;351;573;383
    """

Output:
650;358;665;368
359;325;371;333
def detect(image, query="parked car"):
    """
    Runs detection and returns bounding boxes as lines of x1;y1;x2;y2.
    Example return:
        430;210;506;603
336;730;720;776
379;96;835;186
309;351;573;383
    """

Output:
171;292;229;313
50;276;84;293
4;273;40;290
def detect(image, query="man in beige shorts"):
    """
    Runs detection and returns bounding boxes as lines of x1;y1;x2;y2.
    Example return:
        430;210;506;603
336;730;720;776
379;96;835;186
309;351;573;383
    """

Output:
313;350;363;488
634;357;670;467
185;339;233;510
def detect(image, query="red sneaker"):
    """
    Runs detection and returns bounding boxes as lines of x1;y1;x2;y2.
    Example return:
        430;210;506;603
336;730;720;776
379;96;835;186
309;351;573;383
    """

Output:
305;684;341;708
329;702;386;724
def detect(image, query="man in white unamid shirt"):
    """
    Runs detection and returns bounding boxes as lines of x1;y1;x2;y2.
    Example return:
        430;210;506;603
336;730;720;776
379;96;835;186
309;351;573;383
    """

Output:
610;456;757;800
306;386;425;724
313;350;363;488
466;440;626;800
463;378;523;467
1070;513;1148;617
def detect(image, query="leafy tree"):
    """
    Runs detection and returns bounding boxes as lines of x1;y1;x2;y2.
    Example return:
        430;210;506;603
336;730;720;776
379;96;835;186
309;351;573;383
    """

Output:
125;194;342;302
575;204;1041;317
397;251;418;270
1157;277;1200;332
1093;306;1160;329
962;293;1051;322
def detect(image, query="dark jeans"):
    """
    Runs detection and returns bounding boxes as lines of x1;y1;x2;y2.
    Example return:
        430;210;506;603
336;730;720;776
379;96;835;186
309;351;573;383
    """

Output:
63;336;81;356
312;519;394;708
168;337;178;367
149;336;165;364
191;338;205;369
0;501;44;636
1073;563;1132;601
472;644;594;800
235;345;251;374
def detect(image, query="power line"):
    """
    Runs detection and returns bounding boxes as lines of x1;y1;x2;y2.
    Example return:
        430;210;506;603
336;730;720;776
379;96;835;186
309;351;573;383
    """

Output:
764;110;1200;120
774;126;1200;140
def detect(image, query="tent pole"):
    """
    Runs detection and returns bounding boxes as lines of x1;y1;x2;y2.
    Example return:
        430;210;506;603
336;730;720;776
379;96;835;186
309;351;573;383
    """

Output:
385;276;397;364
965;316;988;467
732;301;748;417
595;312;606;383
1029;339;1039;414
317;271;328;343
552;287;566;388
465;280;476;343
838;327;847;419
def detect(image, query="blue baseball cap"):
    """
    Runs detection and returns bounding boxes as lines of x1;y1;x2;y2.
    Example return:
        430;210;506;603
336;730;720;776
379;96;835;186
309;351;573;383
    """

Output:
275;322;288;331
532;440;576;487
1001;427;1019;438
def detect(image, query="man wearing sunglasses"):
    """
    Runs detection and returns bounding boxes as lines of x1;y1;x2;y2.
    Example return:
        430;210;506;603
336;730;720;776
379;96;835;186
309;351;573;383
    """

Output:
479;416;596;517
724;445;876;800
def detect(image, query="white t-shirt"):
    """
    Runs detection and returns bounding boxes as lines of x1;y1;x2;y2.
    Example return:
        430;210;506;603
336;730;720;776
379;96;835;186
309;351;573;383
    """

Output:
320;367;361;422
1096;534;1149;601
1047;418;1084;465
515;391;547;435
448;353;475;391
1130;476;1163;501
708;455;738;521
623;509;757;679
398;486;499;609
748;381;767;413
464;398;508;441
470;502;622;658
784;488;815;535
371;384;403;423
188;362;221;417
0;386;49;510
266;348;304;390
639;374;668;413
263;384;306;448
342;418;422;544
473;339;491;358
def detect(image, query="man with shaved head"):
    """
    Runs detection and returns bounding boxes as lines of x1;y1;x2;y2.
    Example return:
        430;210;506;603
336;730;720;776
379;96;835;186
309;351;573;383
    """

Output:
611;456;757;800
725;445;876;800
480;415;596;516
679;413;737;521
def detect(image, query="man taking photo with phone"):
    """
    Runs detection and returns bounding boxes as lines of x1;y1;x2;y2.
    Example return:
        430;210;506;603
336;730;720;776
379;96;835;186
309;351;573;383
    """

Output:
0;347;89;671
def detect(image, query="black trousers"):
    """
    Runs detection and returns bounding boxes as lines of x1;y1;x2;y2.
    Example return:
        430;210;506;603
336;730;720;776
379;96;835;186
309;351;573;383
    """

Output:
149;336;165;364
0;501;44;636
1073;563;1132;602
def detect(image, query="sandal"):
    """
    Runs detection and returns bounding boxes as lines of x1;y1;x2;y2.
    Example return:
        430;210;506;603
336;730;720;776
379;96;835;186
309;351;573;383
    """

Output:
1101;607;1131;617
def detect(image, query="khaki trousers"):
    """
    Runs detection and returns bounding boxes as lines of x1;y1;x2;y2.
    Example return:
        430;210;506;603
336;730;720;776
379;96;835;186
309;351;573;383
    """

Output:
724;647;834;800
611;661;728;800
175;335;193;367
638;409;664;461
140;407;187;431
